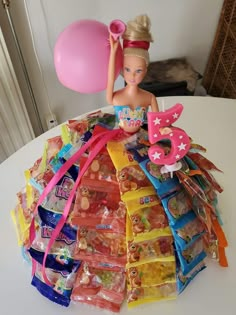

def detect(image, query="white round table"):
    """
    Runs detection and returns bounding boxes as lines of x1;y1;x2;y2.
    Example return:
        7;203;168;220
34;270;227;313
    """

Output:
0;96;235;315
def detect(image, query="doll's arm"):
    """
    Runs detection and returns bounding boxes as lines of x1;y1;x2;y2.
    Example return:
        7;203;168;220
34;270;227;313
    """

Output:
150;94;159;112
106;35;119;105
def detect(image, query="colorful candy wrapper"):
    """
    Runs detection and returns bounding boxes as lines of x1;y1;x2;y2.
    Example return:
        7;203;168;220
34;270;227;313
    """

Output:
189;142;207;153
74;225;126;267
175;237;207;275
171;211;205;251
71;261;126;313
11;204;30;247
187;152;223;173
122;187;160;213
62;119;89;145
127;282;177;308
40;136;63;172
28;247;74;273
71;189;126;232
128;144;180;198
11;186;38;247
127;261;176;288
161;189;192;226
127;235;174;267
37;207;76;240
31;261;80;307
107;141;153;197
127;204;170;241
176;171;213;233
30;224;76;262
29;166;55;195
176;261;206;294
39;163;78;213
80;151;119;190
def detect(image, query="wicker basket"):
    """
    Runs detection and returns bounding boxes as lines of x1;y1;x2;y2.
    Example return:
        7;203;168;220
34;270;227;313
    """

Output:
202;0;236;98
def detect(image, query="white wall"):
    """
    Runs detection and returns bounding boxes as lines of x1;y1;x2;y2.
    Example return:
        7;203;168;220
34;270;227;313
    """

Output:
0;0;223;133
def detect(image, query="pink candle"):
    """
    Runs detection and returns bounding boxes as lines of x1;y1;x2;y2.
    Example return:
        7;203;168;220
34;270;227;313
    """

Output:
148;103;191;168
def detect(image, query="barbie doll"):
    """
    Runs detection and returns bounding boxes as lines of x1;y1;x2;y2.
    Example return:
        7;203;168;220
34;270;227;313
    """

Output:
107;14;159;134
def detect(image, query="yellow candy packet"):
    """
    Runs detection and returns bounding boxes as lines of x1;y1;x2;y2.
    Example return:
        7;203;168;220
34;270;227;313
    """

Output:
127;282;177;308
127;235;175;268
127;260;176;288
11;204;30;246
107;141;153;197
107;141;137;170
122;187;159;212
128;204;171;241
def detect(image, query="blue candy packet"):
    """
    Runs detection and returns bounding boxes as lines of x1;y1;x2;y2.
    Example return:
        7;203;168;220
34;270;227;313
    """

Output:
171;211;205;251
177;261;206;294
31;261;80;307
128;144;179;198
175;237;207;275
38;207;77;240
161;189;192;226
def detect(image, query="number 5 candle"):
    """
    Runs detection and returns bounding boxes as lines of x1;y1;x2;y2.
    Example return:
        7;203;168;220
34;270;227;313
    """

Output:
148;103;191;174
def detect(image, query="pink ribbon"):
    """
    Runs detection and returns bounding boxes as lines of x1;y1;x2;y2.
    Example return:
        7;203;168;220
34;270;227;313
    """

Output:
123;39;150;50
29;128;123;285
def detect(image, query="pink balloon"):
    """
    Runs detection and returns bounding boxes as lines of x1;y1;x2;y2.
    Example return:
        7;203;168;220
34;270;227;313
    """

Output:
54;20;123;94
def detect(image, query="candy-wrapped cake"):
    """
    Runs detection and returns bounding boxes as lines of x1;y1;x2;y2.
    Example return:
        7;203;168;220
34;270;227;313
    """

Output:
11;14;228;313
12;107;228;312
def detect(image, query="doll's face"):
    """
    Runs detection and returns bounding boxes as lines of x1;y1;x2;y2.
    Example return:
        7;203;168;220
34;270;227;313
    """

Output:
123;55;147;86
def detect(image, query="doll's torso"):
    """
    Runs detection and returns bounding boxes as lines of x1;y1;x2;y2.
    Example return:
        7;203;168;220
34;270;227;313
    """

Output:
114;105;147;133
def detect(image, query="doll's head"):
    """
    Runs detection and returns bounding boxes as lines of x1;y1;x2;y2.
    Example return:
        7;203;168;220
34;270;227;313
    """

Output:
122;15;153;65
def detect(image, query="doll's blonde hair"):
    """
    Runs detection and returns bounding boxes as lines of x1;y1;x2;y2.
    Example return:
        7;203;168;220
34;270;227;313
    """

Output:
122;14;153;65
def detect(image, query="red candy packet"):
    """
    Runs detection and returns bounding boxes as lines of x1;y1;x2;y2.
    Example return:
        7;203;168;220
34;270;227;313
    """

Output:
71;261;126;312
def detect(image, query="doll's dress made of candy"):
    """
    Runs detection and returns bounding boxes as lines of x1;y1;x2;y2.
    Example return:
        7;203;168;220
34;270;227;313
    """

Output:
13;107;228;311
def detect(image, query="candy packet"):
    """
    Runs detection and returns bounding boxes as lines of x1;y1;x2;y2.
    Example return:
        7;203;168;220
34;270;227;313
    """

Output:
187;152;223;173
126;235;175;268
189;142;207;153
127;204;170;241
122;187;160;213
28;247;75;273
49;143;73;172
79;151;119;190
85;111;116;129
71;187;126;231
171;211;205;251
107;141;153;197
176;261;206;294
73;225;126;266
175;237;207;275
11;186;38;246
29;165;55;194
127;282;177;308
11;204;30;247
176;171;213;233
30;224;76;262
127;261;176;288
71;261;126;312
127;144;180;196
31;261;80;307
62;119;89;145
40;136;63;172
37;207;77;240
39;161;78;213
161;189;192;226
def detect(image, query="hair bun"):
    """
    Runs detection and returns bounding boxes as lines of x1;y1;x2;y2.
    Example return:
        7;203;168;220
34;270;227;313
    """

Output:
123;14;153;43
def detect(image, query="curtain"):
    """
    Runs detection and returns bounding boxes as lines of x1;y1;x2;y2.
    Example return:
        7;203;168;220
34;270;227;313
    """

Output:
0;27;35;163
